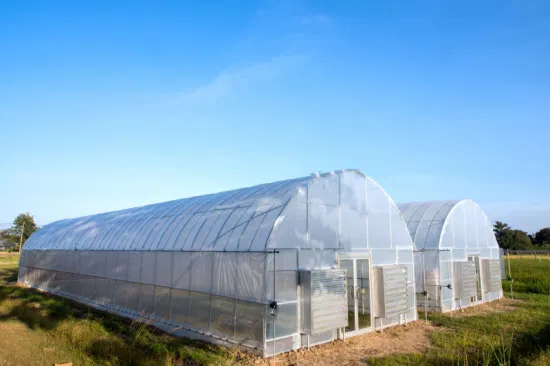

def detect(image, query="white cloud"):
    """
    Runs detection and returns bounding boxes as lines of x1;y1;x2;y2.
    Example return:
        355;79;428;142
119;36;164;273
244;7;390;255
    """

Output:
179;54;305;103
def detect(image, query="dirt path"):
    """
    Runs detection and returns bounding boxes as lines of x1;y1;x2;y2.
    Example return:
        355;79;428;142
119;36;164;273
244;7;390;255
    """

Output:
234;298;519;366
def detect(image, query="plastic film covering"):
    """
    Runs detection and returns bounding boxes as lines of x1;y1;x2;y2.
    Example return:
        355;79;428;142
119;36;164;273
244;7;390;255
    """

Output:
399;200;503;312
20;251;268;351
18;170;418;355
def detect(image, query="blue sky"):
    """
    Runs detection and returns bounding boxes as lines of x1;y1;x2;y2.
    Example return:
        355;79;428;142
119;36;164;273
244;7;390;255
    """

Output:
1;0;549;233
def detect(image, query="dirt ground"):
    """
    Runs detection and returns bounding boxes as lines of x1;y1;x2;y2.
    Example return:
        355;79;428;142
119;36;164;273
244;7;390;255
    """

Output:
234;298;519;366
233;321;437;366
444;298;520;317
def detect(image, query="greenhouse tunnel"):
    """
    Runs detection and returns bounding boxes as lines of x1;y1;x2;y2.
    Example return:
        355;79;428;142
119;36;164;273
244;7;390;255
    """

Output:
398;200;503;313
19;169;417;357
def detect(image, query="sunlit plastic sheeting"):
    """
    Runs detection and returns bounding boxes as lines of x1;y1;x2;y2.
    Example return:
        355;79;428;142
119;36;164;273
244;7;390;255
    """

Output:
127;251;141;283
188;291;211;331
170;289;190;325
190;253;213;293
371;249;397;265
298;249;336;269
20;170;418;356
234;300;264;348
340;205;366;249
171;252;192;290
155;252;172;287
265;271;298;302
141;252;156;285
366;179;391;249
236;253;265;302
153;286;171;320
212;253;237;297
266;198;307;249
265;302;297;340
24;176;309;252
210;296;236;339
308;203;339;249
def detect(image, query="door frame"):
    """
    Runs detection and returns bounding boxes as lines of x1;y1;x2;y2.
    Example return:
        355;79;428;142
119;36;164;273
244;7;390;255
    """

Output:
467;254;483;302
337;253;374;336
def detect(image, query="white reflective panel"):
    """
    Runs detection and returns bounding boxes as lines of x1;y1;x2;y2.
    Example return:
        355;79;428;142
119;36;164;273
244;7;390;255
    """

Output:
308;203;339;249
341;206;366;249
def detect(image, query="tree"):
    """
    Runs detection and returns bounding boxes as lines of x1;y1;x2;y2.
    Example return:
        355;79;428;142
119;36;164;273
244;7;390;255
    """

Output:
7;213;38;250
499;229;532;250
533;228;550;245
493;221;510;247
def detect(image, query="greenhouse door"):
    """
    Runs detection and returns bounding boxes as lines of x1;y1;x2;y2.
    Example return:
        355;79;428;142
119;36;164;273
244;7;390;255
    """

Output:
339;256;373;335
468;255;483;301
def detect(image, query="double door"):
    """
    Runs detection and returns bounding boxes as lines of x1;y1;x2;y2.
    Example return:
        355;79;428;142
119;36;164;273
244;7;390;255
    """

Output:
339;257;373;334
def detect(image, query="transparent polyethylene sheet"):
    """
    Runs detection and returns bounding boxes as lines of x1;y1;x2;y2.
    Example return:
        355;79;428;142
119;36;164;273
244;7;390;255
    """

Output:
20;170;422;354
19;250;269;349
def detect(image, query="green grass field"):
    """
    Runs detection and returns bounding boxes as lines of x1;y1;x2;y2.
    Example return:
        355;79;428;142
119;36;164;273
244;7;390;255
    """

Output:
0;253;241;366
0;253;549;365
370;257;550;366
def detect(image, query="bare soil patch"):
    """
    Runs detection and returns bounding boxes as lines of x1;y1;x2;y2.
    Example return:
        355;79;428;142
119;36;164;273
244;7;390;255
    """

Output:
236;321;437;366
447;298;521;317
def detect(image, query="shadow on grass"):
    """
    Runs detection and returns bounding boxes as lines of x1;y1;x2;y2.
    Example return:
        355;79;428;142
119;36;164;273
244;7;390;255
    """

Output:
0;266;234;365
0;267;81;330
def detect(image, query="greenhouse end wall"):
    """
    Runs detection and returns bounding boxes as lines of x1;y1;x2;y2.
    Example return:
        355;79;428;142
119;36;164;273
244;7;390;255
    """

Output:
19;170;417;357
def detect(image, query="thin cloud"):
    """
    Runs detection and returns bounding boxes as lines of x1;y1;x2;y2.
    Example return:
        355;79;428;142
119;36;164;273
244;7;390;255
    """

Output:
180;54;305;103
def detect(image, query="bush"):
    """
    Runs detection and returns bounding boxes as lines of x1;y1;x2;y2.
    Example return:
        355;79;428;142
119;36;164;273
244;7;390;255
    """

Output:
8;247;13;253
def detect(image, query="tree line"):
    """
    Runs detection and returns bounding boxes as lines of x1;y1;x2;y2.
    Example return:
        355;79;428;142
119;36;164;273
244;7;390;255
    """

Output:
493;222;550;250
0;213;38;251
